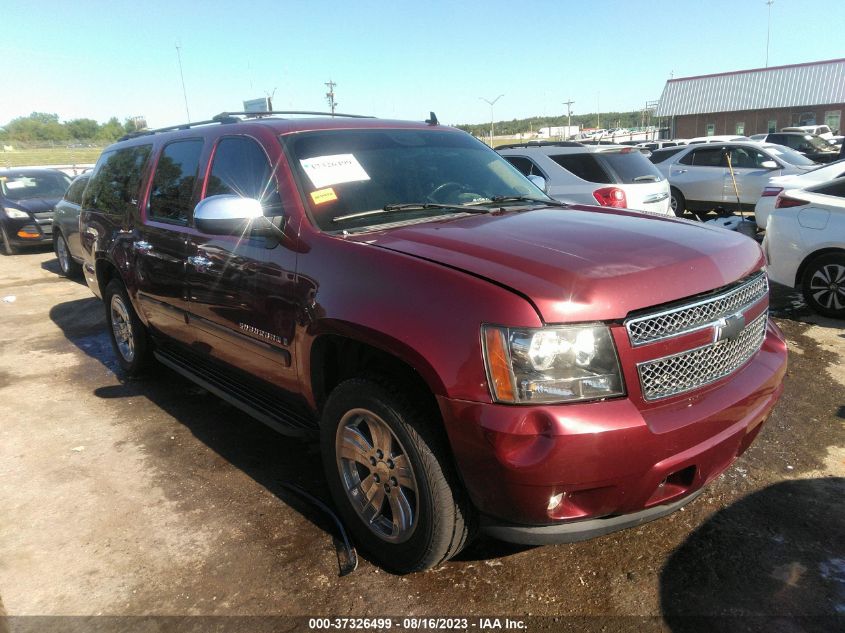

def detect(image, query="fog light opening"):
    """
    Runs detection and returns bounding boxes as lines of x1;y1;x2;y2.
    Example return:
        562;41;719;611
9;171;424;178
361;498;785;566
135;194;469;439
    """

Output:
548;492;565;511
17;226;40;239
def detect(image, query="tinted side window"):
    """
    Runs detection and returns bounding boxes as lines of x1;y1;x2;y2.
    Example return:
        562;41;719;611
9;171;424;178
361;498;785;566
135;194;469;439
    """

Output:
83;145;152;216
648;147;685;164
680;147;725;167
503;156;544;177
64;175;89;205
206;136;282;215
549;154;612;183
148;140;203;224
768;134;786;145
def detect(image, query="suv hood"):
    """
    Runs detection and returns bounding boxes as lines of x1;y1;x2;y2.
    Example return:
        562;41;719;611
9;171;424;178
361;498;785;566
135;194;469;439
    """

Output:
359;206;764;322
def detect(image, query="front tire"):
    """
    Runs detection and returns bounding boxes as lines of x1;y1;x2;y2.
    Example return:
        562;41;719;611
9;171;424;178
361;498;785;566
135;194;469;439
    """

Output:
0;226;16;255
54;232;82;277
801;253;845;318
104;279;152;376
321;377;474;573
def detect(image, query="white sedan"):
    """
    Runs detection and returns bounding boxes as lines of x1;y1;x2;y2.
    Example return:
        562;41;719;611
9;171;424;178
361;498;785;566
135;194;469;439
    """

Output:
754;159;845;229
764;176;845;318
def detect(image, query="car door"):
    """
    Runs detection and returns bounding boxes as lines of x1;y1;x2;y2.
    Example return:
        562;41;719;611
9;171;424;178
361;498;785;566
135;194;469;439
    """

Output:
132;138;204;341
186;134;300;392
670;145;728;204
724;145;780;206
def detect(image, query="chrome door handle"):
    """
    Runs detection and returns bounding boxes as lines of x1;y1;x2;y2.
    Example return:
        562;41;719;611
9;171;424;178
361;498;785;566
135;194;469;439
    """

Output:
187;255;213;272
673;169;688;174
134;241;153;253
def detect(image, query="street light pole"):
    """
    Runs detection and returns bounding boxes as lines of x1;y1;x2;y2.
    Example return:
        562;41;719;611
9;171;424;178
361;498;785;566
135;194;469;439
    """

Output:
480;94;504;147
765;0;774;67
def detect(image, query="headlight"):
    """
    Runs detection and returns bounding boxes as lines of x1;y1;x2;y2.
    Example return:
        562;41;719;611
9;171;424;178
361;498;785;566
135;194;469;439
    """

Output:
482;324;625;404
3;207;29;219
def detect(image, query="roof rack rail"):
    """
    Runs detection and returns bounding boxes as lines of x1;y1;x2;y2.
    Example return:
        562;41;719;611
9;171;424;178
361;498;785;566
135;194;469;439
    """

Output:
495;140;585;150
118;115;240;141
213;110;375;119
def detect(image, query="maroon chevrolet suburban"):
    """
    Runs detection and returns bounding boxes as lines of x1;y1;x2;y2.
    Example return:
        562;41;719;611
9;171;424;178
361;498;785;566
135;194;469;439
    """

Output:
79;112;787;573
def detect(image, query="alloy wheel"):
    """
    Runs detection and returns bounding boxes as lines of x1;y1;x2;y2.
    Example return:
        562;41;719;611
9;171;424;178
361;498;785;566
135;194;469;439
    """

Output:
109;294;135;362
56;236;70;273
808;263;845;311
335;408;419;543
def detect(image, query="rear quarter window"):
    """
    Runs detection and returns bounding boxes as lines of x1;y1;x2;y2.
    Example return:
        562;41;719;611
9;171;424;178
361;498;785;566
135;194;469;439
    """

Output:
550;154;611;183
83;145;152;216
595;150;663;184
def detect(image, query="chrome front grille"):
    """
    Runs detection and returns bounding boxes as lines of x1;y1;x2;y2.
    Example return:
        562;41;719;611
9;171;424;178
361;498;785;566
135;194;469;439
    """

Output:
637;312;768;401
625;273;768;347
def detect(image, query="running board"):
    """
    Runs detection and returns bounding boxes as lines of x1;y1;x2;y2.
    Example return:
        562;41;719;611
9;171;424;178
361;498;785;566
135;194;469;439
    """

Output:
154;346;318;438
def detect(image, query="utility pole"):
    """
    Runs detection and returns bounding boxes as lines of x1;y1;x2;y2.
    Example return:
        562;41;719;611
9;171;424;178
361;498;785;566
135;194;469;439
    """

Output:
563;99;574;139
175;43;191;122
765;0;774;67
325;80;337;115
479;94;504;147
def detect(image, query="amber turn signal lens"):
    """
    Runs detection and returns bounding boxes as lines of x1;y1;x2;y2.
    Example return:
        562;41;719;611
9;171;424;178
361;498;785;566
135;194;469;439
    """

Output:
484;327;515;402
17;229;40;239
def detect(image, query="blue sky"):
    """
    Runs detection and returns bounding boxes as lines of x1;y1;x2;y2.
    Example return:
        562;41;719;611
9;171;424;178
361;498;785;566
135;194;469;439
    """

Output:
2;0;842;128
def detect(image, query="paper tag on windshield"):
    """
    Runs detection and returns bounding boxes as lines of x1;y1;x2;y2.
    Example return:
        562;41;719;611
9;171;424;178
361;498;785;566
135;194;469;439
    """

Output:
299;154;370;189
310;187;338;205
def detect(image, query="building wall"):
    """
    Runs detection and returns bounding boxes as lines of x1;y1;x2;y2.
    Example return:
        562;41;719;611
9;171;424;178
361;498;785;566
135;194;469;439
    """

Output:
672;103;844;138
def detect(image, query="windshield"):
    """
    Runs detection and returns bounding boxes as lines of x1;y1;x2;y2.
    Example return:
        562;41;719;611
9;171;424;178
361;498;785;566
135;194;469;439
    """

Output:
766;145;817;167
0;171;71;201
282;129;545;231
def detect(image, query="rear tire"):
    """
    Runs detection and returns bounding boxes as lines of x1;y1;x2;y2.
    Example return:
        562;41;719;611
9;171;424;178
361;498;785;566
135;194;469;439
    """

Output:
0;226;16;255
321;377;475;573
104;279;152;376
670;187;686;218
801;253;845;319
54;231;82;277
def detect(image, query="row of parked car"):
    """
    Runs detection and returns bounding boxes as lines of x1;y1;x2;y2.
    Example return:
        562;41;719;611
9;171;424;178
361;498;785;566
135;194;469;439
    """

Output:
2;124;844;320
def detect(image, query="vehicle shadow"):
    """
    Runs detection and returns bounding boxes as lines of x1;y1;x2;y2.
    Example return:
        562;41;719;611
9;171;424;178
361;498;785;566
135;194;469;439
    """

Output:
40;258;87;286
48;296;356;574
660;477;845;633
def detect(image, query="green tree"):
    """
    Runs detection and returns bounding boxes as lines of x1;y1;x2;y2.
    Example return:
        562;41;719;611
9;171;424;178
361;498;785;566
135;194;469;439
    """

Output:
66;118;100;140
97;117;125;142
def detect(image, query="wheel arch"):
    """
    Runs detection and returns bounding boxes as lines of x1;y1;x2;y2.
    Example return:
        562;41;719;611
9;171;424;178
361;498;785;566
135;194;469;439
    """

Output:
308;328;447;417
794;247;845;287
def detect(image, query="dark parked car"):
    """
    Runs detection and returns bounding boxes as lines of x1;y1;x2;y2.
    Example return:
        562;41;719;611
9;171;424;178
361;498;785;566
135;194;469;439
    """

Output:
0;168;71;254
52;172;91;276
79;112;786;573
752;132;840;163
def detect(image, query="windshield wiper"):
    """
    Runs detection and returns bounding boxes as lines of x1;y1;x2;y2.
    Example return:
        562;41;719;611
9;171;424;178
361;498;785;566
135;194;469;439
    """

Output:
479;195;570;208
331;203;490;223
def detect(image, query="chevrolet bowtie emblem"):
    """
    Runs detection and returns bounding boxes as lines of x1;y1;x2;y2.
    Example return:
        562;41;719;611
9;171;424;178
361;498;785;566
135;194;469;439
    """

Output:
713;312;745;344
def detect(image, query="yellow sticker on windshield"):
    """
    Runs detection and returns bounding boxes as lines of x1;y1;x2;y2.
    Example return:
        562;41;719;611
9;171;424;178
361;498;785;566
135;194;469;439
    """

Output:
310;187;338;205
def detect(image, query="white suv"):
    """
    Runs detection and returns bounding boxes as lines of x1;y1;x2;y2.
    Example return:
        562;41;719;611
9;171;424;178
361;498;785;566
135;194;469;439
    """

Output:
497;142;671;215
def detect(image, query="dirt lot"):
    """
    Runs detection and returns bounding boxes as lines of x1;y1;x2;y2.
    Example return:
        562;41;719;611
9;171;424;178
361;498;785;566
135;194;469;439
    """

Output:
0;248;842;633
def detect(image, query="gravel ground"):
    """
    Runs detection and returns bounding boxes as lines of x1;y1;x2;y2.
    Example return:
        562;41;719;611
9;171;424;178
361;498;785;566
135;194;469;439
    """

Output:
0;248;842;633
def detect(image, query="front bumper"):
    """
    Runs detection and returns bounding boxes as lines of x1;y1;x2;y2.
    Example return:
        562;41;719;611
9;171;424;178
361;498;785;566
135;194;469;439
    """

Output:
438;321;787;541
2;217;53;245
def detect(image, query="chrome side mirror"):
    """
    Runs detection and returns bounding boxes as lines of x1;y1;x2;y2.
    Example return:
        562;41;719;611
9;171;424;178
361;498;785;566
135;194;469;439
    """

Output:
527;174;548;193
760;160;779;170
194;195;271;235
